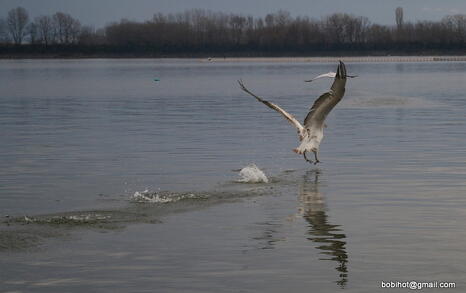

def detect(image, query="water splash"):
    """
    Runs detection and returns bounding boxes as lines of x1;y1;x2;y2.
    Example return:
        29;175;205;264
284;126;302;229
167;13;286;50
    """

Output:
13;213;113;225
237;164;269;183
131;189;207;203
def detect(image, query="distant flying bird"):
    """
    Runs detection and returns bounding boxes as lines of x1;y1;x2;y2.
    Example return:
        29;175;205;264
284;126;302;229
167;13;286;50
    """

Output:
305;71;357;83
238;61;348;164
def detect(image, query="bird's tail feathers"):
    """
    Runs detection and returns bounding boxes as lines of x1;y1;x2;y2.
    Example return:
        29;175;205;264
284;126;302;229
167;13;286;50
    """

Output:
293;137;319;154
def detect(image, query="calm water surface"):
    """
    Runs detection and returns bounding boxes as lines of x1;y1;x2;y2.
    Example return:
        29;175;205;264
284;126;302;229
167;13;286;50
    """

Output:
1;59;466;292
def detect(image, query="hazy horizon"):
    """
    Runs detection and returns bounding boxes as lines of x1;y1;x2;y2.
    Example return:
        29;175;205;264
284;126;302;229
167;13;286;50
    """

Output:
1;0;466;28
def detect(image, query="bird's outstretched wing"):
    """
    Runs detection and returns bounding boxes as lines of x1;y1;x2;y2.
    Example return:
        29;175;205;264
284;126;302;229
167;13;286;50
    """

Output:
238;80;304;133
304;61;348;128
304;89;346;129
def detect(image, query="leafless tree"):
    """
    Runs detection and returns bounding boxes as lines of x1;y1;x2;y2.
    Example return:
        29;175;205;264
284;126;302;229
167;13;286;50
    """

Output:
442;14;466;43
52;12;81;44
396;7;404;29
35;16;54;46
7;6;29;45
324;14;348;45
78;25;106;45
230;15;246;45
3;8;466;55
366;24;392;46
0;18;9;43
27;22;38;44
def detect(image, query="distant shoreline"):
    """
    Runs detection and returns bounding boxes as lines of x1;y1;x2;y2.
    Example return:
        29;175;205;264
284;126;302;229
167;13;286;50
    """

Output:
1;55;466;62
202;56;466;63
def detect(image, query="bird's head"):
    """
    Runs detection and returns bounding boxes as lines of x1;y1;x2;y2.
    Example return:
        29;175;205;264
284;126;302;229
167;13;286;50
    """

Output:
335;61;347;79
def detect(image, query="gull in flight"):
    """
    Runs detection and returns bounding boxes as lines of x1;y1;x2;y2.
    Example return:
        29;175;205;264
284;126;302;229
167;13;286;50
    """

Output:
305;71;357;82
238;61;348;164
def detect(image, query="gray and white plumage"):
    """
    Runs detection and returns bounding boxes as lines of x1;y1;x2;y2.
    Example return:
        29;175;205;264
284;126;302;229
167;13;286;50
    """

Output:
238;61;348;164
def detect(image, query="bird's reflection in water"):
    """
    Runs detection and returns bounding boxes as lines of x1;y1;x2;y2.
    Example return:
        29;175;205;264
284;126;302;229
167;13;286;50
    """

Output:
299;170;348;288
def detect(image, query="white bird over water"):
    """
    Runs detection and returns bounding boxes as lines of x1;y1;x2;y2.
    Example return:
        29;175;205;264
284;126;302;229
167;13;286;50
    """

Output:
305;71;357;83
238;61;349;164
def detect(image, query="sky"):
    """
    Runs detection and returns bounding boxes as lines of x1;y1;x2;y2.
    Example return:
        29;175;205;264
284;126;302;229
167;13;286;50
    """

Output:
1;0;466;28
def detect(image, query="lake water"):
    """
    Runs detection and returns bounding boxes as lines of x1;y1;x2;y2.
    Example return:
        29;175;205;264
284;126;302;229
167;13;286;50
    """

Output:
1;59;466;292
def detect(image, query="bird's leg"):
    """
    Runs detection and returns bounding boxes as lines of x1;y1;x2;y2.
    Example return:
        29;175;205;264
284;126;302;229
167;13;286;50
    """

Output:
313;151;321;165
303;151;313;164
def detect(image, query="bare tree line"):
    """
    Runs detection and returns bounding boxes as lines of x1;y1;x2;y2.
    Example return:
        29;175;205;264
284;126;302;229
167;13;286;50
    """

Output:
0;7;103;46
1;6;466;56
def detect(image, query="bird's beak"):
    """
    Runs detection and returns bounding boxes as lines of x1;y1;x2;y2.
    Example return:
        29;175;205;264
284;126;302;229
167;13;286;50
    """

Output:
336;61;347;79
